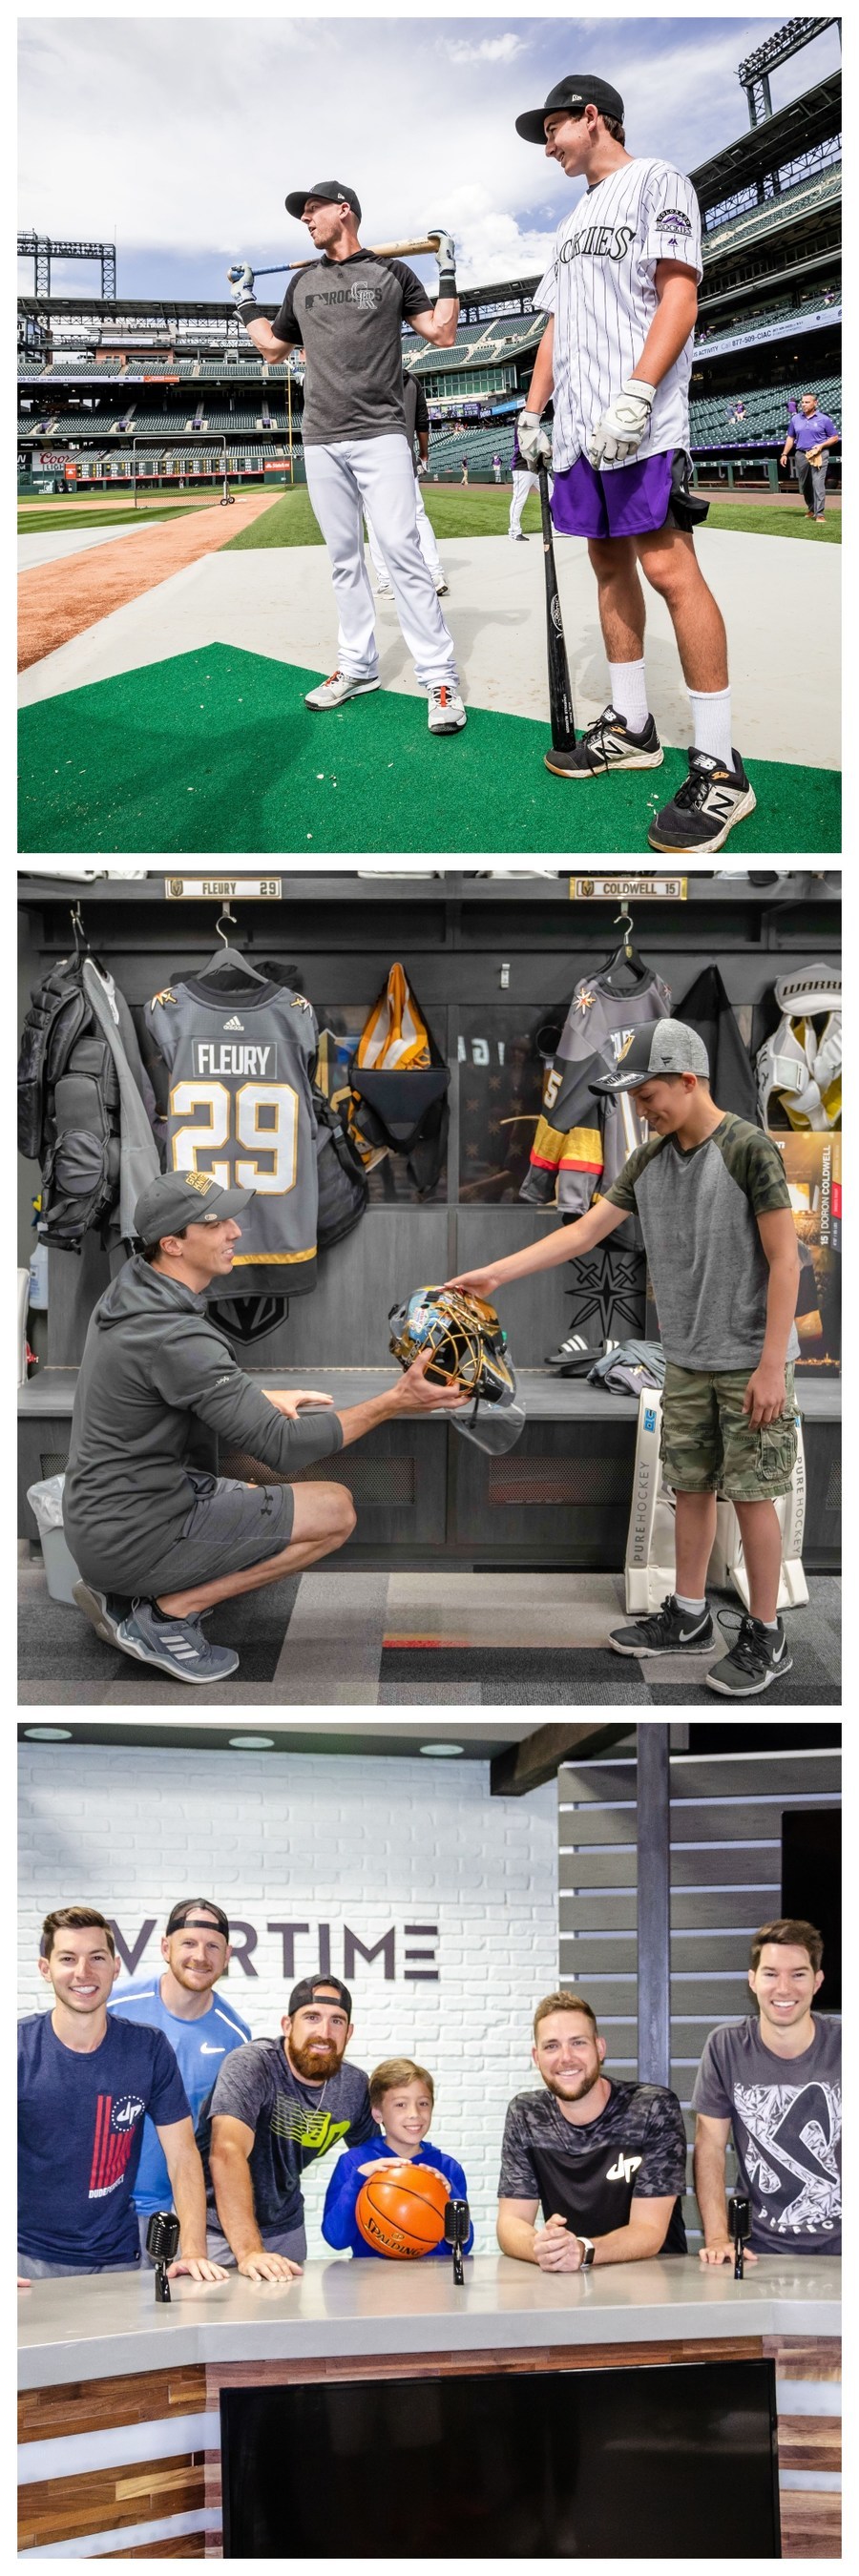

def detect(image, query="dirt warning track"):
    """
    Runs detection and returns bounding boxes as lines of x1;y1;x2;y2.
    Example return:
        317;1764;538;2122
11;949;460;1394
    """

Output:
18;491;280;671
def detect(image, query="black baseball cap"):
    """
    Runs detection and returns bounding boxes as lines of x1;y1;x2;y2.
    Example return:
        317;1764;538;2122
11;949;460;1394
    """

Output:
515;76;624;145
287;1974;353;2020
165;1898;230;1941
589;1020;710;1095
284;179;362;221
133;1171;254;1241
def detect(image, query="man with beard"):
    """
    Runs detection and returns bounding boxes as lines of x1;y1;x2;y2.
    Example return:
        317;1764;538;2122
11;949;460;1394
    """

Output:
108;1898;251;2261
497;1991;687;2269
199;1975;375;2278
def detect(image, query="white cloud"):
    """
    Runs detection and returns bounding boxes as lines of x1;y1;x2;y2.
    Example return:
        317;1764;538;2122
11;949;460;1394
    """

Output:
442;36;526;66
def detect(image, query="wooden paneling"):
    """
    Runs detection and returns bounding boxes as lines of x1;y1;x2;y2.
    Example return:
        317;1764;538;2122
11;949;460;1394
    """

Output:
779;2490;841;2557
109;2538;207;2559
560;1844;783;1891
560;1891;781;1932
18;2453;205;2550
777;2420;841;2474
765;2336;842;2376
204;2336;761;2401
18;2364;206;2442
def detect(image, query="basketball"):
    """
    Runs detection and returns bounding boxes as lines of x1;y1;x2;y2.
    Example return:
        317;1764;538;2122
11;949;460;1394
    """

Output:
355;2161;450;2257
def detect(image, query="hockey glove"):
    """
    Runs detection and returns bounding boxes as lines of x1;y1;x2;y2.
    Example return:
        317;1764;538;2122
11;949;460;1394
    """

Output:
516;408;553;469
586;381;656;468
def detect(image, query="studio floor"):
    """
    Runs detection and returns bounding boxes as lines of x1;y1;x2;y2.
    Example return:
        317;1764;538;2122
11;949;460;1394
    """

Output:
18;1559;842;1708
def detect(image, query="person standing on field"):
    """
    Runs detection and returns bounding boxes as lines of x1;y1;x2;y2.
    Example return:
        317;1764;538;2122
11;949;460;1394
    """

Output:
781;391;839;524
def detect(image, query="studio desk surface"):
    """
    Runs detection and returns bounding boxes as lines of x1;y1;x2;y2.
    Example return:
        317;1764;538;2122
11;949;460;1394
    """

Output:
18;2251;840;2387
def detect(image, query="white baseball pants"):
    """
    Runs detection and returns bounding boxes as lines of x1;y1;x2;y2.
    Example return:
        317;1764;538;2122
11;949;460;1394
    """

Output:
303;433;457;689
508;467;554;536
365;478;442;583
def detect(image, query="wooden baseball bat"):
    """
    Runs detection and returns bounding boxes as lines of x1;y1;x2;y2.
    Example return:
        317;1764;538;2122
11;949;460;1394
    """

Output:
285;235;440;272
538;465;576;758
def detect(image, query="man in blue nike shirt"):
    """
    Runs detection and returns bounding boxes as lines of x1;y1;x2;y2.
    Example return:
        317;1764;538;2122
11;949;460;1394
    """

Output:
109;1896;251;2258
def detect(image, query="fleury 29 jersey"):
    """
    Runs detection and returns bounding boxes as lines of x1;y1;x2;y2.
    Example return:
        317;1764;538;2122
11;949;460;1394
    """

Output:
149;976;320;1297
520;968;671;1236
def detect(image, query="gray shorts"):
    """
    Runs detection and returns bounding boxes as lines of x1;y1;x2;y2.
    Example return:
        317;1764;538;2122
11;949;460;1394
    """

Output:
123;1468;295;1598
18;2247;141;2277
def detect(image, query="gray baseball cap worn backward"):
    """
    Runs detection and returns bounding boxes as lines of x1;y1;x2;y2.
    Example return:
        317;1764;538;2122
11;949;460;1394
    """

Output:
515;76;624;145
589;1019;710;1095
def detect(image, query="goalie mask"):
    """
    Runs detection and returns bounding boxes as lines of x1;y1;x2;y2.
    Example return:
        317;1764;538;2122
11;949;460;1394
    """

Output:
388;1287;525;1454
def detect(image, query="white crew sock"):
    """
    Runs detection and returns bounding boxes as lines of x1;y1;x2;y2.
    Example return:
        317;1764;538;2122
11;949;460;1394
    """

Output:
687;685;733;766
676;1594;707;1617
608;658;649;734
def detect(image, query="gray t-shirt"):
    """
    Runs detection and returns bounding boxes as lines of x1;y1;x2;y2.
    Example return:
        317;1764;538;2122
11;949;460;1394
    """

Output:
272;253;430;446
691;2015;841;2254
197;2039;375;2235
606;1114;800;1370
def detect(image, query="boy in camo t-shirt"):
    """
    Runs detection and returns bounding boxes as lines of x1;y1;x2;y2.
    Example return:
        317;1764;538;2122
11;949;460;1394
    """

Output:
449;1020;801;1698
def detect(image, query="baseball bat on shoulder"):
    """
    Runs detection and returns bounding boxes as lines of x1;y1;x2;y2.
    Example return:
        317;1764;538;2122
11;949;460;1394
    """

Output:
239;237;442;282
538;465;577;767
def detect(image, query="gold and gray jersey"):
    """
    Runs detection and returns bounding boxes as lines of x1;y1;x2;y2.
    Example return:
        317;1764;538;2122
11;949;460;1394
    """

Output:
606;1114;801;1370
521;968;671;1228
149;977;319;1298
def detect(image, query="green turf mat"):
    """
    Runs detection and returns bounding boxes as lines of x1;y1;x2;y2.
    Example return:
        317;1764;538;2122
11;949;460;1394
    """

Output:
19;642;841;856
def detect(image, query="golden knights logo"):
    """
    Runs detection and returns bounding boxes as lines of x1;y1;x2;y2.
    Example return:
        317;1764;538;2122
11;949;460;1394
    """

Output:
150;987;178;1011
182;1171;219;1197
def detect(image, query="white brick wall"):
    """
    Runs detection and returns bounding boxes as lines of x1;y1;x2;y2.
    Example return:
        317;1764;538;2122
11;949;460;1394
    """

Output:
18;1746;557;2254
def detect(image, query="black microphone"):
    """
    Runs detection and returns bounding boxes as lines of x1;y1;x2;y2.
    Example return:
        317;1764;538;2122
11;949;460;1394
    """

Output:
443;2197;471;2287
728;2193;752;2280
146;2210;181;2302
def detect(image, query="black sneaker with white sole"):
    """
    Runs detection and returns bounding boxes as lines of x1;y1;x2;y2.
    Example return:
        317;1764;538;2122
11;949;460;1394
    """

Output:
706;1610;792;1697
610;1592;715;1657
545;705;663;780
647;747;756;853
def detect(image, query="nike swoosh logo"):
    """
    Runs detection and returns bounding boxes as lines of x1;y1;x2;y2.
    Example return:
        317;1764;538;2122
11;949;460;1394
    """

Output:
199;2044;225;2055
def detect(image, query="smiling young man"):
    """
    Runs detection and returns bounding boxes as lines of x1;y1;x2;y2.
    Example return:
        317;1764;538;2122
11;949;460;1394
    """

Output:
198;1975;376;2280
17;1906;226;2283
513;73;755;853
450;1019;801;1697
65;1170;468;1687
108;1898;252;2258
692;1920;841;2260
497;1992;687;2270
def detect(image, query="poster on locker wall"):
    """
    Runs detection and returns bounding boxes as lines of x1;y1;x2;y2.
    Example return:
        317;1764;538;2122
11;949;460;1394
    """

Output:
643;1132;840;1373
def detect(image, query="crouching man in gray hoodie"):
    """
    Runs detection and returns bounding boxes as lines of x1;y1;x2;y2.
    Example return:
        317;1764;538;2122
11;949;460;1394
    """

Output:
65;1172;467;1687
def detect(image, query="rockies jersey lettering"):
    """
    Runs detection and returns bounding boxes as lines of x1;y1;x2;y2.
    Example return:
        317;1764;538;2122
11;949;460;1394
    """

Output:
533;158;702;472
149;976;320;1297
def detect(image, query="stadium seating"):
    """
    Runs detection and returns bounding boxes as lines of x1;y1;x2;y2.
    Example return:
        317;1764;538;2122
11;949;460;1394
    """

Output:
702;162;841;262
689;373;841;447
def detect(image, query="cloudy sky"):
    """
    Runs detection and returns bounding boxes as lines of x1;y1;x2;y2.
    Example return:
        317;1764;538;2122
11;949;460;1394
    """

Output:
18;10;841;304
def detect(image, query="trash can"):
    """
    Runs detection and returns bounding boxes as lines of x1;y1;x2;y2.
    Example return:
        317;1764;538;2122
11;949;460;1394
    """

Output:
26;1474;82;1607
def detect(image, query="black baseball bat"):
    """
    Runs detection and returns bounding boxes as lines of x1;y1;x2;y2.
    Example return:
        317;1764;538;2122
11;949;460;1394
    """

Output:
538;464;576;754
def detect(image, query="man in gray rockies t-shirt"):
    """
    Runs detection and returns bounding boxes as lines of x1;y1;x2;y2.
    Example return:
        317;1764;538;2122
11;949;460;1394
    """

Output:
229;180;467;735
449;1018;801;1698
197;1975;376;2280
692;1919;840;2259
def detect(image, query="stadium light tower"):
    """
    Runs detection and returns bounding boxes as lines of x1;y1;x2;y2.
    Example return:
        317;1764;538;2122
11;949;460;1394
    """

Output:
738;17;840;125
16;232;116;298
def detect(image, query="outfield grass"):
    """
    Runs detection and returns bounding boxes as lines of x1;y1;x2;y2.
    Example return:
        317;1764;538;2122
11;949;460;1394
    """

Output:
224;483;841;550
17;502;212;536
702;502;841;542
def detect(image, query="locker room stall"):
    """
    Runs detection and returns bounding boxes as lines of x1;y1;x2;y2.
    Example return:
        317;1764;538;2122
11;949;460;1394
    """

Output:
17;873;841;1574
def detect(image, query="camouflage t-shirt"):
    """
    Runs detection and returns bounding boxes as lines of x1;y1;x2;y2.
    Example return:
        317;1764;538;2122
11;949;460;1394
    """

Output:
605;1113;800;1370
198;2039;375;2233
498;2080;688;2251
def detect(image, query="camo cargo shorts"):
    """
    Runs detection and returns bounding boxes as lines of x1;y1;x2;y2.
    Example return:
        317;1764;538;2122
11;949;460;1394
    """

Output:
660;1361;798;1503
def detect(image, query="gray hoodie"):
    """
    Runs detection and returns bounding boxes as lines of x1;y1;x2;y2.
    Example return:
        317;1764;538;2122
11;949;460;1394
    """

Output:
63;1257;343;1591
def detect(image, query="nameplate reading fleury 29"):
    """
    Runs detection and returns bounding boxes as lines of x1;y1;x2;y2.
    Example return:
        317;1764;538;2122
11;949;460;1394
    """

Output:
569;876;688;902
164;877;283;901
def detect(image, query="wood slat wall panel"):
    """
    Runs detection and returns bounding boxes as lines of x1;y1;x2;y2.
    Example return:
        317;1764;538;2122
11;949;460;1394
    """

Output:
559;1933;817;1974
778;2420;842;2474
560;1798;835;1848
765;2337;842;2376
778;2491;841;2558
560;1845;784;1892
18;2366;206;2442
204;2336;760;2399
18;2457;205;2550
560;1890;780;1932
660;1755;839;1801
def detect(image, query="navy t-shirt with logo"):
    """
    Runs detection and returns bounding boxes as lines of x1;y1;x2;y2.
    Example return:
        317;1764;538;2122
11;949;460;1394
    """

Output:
18;2011;190;2267
498;2079;688;2251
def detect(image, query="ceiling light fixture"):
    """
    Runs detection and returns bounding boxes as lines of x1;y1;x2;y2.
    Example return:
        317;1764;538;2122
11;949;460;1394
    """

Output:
24;1727;73;1741
419;1742;465;1757
227;1735;275;1750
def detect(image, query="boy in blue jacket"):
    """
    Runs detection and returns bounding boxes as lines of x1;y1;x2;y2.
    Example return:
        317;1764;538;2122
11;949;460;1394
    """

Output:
322;2056;473;2257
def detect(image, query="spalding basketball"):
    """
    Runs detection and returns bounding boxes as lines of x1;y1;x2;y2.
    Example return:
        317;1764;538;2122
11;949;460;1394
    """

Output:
355;2160;450;2257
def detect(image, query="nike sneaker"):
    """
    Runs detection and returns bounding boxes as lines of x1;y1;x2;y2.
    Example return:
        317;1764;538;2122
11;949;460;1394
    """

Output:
610;1593;715;1657
706;1611;793;1697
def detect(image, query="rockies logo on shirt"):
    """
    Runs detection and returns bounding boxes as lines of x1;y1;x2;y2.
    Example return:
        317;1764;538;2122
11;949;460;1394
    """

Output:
533;157;702;473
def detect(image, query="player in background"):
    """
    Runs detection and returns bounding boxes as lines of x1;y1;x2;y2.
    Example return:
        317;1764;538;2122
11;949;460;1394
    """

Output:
514;74;755;856
508;429;554;542
230;184;465;734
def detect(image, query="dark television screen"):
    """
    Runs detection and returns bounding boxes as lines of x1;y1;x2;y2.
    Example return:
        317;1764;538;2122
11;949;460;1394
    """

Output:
221;2358;779;2559
781;1806;841;2011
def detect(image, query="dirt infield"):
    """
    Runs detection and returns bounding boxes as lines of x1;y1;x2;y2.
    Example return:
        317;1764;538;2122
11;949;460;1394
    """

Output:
18;491;280;671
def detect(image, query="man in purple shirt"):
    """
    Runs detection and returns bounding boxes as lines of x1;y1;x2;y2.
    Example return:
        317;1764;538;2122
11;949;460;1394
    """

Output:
781;393;840;523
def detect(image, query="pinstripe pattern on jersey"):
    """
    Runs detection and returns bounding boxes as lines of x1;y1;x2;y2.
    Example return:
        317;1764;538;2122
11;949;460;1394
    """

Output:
534;158;702;471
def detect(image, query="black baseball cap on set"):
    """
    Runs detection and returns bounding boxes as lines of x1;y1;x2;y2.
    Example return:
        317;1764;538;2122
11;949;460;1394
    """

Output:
285;179;362;220
515;76;624;144
287;1974;353;2020
166;1898;230;1940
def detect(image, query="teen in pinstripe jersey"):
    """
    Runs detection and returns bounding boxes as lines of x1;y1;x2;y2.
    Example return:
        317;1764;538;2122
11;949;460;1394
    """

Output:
515;75;756;854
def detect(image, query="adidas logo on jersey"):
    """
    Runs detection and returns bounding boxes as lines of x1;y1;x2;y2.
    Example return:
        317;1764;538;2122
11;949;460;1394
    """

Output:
223;1015;244;1030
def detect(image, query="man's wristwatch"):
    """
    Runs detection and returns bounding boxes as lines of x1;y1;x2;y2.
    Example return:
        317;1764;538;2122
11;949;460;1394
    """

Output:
576;2236;596;2268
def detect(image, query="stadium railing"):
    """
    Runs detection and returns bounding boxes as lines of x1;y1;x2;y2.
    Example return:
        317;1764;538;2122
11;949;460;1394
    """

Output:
702;162;842;262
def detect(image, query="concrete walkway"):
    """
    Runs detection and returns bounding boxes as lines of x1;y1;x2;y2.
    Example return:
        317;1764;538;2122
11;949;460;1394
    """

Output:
18;528;840;768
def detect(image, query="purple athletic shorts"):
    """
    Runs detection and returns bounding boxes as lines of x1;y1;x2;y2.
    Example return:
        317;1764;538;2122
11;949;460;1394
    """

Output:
552;450;676;539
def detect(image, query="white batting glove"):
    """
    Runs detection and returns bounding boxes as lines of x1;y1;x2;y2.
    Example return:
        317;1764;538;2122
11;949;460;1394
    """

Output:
429;229;456;274
586;381;655;467
227;262;256;303
516;408;553;469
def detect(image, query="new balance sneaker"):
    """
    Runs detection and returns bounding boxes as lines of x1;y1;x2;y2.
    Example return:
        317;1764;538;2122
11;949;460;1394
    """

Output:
428;681;467;734
610;1593;715;1658
114;1600;240;1686
706;1610;793;1697
647;748;756;853
545;706;663;781
73;1581;133;1647
304;670;380;710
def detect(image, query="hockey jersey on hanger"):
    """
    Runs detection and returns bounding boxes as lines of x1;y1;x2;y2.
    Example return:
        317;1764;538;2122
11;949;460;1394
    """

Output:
148;974;320;1298
520;968;671;1221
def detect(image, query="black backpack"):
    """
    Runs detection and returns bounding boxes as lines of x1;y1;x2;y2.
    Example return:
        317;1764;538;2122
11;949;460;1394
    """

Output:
314;1090;368;1249
17;954;121;1249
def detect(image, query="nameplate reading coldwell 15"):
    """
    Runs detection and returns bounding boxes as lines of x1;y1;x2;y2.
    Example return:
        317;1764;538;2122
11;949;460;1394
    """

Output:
163;877;283;902
569;876;688;902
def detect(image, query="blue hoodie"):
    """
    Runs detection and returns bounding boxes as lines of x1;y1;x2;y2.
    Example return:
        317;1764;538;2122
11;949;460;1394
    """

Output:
322;2132;473;2257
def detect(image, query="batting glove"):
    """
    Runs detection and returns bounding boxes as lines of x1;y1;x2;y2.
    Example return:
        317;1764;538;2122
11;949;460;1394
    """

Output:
586;381;656;468
429;228;457;295
516;408;553;470
227;261;257;303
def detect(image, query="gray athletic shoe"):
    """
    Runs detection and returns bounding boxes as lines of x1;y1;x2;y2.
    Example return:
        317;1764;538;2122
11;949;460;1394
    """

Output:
304;670;380;710
610;1593;714;1657
115;1601;240;1686
428;681;467;734
73;1581;133;1647
706;1610;793;1697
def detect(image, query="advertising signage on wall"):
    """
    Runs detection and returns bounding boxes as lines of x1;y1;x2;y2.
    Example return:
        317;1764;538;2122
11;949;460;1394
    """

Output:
695;304;840;363
107;1916;440;1984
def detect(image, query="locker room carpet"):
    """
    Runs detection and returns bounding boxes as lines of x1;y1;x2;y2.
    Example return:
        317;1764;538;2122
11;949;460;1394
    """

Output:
17;641;841;856
17;1561;841;1708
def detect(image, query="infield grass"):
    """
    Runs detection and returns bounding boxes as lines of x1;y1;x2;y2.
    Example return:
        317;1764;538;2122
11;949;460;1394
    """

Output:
223;484;840;549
